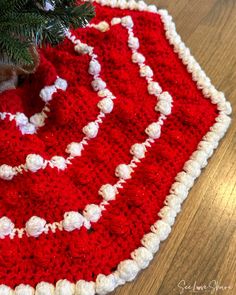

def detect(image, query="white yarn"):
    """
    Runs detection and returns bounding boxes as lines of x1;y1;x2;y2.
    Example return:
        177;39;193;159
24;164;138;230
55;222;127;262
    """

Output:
183;160;201;178
96;21;110;32
131;247;153;269
190;150;208;168
175;171;195;188
147;4;157;13
63;211;84;232
111;17;121;25
155;100;172;115
164;194;182;213
158;206;176;226
98;89;112;98
115;164;132;179
140;65;153;78
170;182;188;201
97;97;114;113
15;284;34;295
121;15;134;28
82;122;99;138
141;232;160;254
198;141;214;157
98;184;117;201
91;78;107;92
95;274;117;295
151;220;171;241
83;204;102;222
20;123;36;135
66;142;83;157
40;85;57;102
30;113;46;128
145;122;161;139
117;260;140;282
147;82;162;95
128;36;139;50
75;280;95;295
15;113;28;126
89;60;101;76
25;216;46;237
26;154;45;172
55;280;75;295
0;285;13;295
55;77;68;91
132;52;145;63
130;143;146;159
50;156;67;170
0;164;15;180
74;43;93;55
137;1;147;11
36;282;55;295
0;217;14;238
159;91;173;103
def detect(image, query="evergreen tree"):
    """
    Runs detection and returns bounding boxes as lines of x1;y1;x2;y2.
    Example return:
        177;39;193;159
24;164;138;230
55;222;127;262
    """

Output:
0;0;95;67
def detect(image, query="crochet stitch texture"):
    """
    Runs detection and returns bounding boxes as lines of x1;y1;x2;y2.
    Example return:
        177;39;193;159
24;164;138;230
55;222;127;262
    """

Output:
0;1;231;294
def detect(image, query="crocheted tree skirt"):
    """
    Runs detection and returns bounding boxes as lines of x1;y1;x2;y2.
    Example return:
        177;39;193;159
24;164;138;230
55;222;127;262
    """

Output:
0;0;232;294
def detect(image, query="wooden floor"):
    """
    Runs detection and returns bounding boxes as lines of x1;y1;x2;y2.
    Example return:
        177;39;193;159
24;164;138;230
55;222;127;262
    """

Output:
113;1;236;294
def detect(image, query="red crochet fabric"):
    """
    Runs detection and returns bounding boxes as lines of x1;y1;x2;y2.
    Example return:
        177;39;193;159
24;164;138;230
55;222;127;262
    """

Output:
0;1;231;293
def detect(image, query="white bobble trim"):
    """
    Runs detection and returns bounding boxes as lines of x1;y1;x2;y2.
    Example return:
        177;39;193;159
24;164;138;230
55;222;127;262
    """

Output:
74;43;93;55
131;247;153;269
21;123;36;135
40;85;57;102
97;97;114;114
183;160;201;178
140;65;153;78
155;100;172;115
117;260;140;282
83;204;102;222
0;217;14;238
159;91;173;103
30;113;46;128
63;211;84;232
115;164;132;179
170;182;188;201
75;280;95;295
50;156;67;170
95;274;117;295
15;284;34;295
98;184;117;201
198;141;214;157
0;285;13;295
175;172;194;188
128;36;139;50
121;15;134;28
190;150;208;168
96;21;110;32
55;280;75;295
130;143;146;159
141;232;160;254
83;122;99;138
36;282;55;295
147;4;158;13
66;142;83;157
111;17;121;26
25;216;46;237
15;113;28;126
91;78;107;92
89;60;101;76
26;154;45;172
164;194;182;213
158;206;176;226
145;122;161;139
98;89;112;98
151;220;171;241
132;52;145;64
147;82;162;95
137;0;147;11
0;164;15;180
55;77;68;91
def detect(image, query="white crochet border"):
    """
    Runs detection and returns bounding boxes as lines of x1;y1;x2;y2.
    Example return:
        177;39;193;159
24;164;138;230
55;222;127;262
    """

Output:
0;1;231;294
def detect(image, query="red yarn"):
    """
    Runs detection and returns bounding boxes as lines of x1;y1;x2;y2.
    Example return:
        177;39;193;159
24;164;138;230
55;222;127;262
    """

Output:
0;3;218;288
